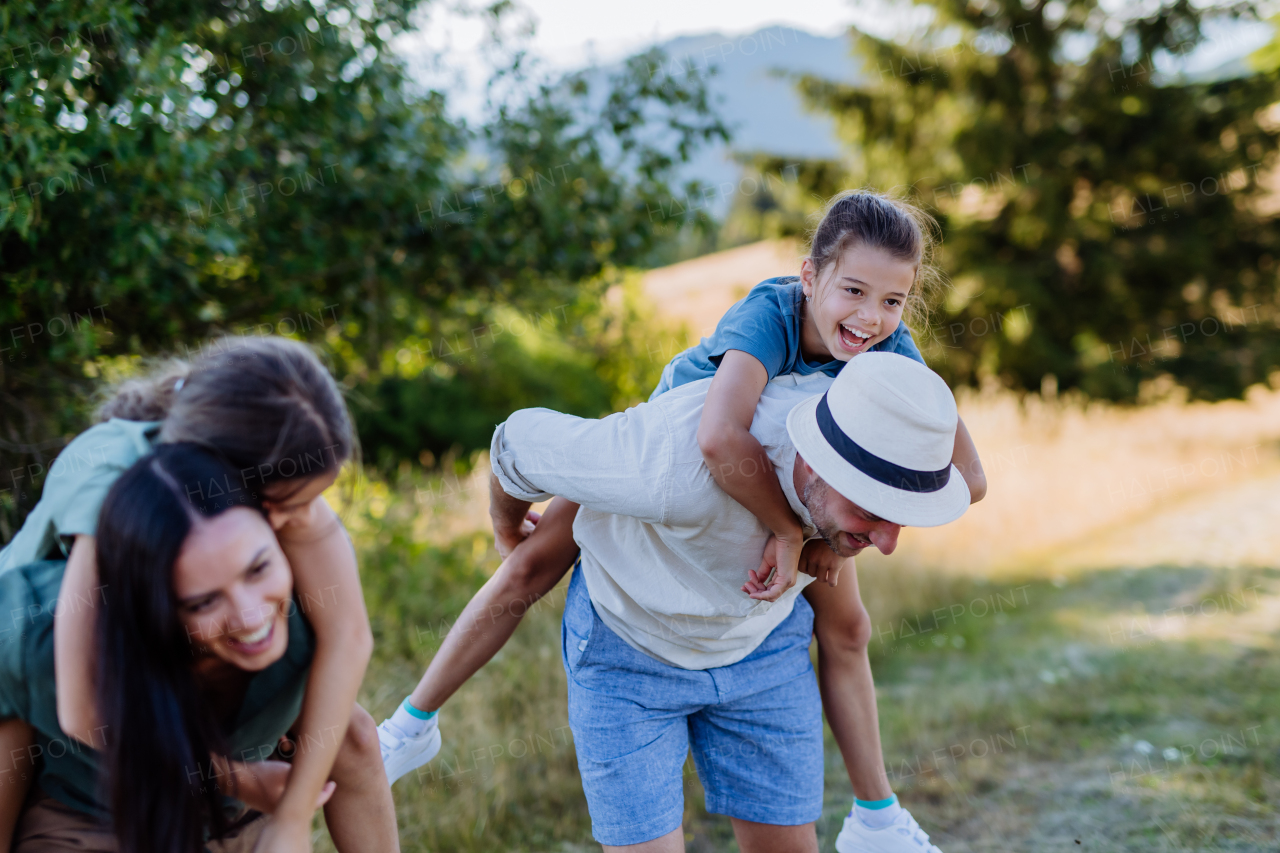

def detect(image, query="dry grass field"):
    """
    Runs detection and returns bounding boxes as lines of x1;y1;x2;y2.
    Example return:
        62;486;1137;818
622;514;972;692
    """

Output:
323;243;1280;852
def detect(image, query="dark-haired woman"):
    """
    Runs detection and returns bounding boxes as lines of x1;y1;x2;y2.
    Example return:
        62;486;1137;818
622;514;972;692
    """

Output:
0;443;394;853
0;337;395;853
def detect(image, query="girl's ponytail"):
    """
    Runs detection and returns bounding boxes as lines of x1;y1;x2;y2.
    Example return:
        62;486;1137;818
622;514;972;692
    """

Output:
95;360;191;423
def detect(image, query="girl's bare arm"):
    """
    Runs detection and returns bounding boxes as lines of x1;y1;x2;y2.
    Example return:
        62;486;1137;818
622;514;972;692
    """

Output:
952;416;987;502
697;349;808;602
269;501;372;837
53;536;103;744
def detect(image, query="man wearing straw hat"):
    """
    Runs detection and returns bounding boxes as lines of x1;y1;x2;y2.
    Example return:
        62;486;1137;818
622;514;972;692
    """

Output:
485;352;969;853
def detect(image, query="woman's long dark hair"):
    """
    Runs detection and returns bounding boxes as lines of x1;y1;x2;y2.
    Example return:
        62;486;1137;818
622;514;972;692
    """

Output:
96;443;267;853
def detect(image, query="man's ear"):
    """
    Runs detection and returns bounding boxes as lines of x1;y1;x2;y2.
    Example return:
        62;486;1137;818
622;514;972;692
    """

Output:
793;452;814;487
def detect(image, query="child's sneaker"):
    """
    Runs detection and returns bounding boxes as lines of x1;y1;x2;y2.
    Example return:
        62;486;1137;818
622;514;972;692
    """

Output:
834;807;944;853
377;714;442;785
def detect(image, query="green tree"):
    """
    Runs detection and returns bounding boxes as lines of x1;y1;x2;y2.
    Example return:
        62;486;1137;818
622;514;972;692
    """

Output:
1;0;725;532
351;277;675;472
744;0;1280;400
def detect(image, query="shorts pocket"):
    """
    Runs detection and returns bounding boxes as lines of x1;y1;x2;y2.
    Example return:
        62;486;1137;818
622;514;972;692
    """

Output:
562;573;598;674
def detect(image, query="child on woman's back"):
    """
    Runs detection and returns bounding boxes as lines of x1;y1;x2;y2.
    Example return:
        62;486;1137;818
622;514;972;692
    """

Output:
0;338;393;853
381;191;984;853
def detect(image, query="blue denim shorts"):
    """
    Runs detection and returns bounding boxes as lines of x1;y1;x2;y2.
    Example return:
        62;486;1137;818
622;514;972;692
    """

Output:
561;568;823;846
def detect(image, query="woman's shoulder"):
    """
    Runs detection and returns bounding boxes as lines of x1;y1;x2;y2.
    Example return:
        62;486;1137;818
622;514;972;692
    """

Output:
0;560;61;612
0;561;62;686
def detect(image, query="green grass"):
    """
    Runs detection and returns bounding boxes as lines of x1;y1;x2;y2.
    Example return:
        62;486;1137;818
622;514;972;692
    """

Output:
858;566;1280;852
321;487;1280;852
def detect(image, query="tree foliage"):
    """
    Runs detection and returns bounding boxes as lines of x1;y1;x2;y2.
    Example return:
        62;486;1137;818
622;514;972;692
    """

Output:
0;0;726;529
743;0;1280;400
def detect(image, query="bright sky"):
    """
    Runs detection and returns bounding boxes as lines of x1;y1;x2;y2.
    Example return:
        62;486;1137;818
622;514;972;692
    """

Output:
396;1;1273;118
513;0;862;65
396;0;879;115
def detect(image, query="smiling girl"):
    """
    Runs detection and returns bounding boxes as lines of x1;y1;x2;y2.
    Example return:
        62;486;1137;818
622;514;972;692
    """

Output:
676;189;986;852
689;189;986;598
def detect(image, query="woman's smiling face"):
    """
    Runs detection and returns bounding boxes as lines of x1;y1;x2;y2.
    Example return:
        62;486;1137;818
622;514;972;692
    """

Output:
172;507;293;672
801;243;917;361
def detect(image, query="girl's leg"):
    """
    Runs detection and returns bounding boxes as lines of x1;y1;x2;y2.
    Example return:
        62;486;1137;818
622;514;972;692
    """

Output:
0;719;34;853
379;497;582;785
408;496;581;712
323;704;399;853
802;572;893;801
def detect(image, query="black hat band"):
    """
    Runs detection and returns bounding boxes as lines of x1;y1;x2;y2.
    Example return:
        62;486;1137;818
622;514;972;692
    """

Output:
815;392;951;493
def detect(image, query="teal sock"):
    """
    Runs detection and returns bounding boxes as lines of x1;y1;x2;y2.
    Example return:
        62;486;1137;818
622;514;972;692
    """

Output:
388;697;437;736
402;698;437;720
854;794;901;829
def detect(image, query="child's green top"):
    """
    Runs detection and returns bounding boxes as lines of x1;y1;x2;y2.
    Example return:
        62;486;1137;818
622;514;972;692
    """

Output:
0;419;160;573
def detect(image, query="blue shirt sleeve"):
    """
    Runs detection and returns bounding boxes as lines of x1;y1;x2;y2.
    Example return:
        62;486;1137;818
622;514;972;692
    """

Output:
874;323;927;366
701;285;795;378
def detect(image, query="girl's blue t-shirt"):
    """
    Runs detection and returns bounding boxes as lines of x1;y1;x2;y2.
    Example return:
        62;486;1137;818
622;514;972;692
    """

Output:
651;277;925;399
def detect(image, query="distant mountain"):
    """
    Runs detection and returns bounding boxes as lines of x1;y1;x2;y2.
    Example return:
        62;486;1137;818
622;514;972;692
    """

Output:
397;15;1271;219
655;26;861;157
598;20;1271;208
604;25;863;207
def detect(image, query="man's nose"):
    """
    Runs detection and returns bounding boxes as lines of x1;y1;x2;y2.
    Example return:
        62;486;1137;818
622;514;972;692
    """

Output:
870;522;901;555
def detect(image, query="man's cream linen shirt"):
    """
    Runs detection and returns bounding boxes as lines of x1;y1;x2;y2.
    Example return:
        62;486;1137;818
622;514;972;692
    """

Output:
490;371;832;670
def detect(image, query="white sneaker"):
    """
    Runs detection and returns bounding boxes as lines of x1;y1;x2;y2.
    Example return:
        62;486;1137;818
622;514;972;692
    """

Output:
834;808;945;853
377;714;442;785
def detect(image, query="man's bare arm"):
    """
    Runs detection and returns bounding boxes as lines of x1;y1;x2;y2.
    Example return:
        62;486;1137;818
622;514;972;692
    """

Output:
489;472;535;558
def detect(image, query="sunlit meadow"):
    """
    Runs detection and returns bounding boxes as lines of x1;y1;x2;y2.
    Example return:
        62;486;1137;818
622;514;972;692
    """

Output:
317;268;1280;850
